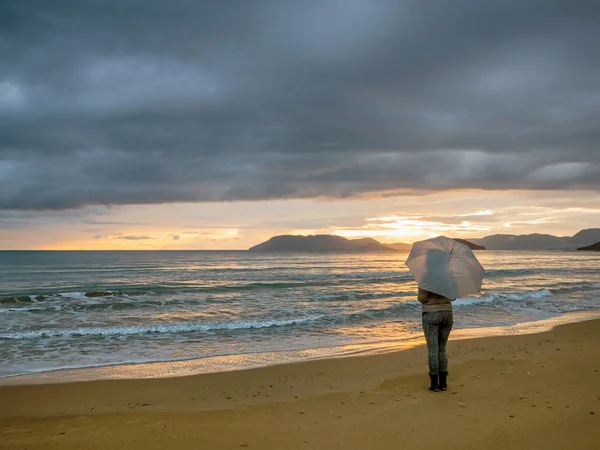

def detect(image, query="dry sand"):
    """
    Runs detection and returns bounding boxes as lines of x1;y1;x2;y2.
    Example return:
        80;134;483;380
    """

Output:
1;319;599;449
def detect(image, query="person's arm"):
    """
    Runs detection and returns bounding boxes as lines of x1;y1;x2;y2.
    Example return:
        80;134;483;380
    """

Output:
417;288;428;304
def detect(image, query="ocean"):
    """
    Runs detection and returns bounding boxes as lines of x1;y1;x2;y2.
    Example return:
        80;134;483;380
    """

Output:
1;250;599;381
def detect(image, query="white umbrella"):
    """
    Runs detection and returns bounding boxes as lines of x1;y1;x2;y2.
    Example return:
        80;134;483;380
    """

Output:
405;236;485;300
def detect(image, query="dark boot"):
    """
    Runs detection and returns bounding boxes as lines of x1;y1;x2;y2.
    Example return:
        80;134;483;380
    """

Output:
439;372;448;391
428;373;439;392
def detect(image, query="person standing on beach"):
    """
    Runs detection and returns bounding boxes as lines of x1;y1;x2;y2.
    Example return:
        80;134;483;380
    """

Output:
418;288;453;392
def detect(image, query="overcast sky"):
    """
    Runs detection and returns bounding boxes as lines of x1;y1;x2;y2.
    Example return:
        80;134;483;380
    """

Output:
1;1;599;249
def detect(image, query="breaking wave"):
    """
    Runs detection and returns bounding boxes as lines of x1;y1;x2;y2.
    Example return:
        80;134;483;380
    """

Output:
0;316;324;340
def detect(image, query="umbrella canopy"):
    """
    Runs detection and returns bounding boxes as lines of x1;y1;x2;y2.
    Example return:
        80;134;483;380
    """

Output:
405;236;485;300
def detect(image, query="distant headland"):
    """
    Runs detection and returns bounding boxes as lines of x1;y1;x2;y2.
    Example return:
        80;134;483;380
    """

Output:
578;241;600;251
249;235;483;252
249;229;600;252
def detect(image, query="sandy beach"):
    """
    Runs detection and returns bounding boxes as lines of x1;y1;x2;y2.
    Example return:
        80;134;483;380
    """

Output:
1;319;599;450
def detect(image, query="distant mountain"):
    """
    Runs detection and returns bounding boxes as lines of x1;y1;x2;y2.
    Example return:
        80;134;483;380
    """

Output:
345;238;396;252
388;239;483;250
469;228;600;250
452;238;486;250
385;242;412;250
578;241;600;251
250;229;600;252
249;235;395;252
470;233;570;250
249;235;485;252
571;229;600;248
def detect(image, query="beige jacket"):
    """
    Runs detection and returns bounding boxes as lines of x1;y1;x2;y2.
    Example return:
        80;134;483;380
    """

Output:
418;288;453;312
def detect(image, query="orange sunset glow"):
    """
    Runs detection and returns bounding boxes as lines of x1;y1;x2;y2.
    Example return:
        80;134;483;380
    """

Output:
3;191;598;250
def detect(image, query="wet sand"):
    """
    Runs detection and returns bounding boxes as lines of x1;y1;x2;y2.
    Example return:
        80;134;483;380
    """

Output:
1;319;599;449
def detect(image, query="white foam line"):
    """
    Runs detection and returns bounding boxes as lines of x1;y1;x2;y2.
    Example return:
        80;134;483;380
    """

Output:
454;289;553;306
0;316;323;339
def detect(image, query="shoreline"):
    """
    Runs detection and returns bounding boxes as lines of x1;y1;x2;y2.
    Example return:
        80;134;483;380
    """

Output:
3;310;599;386
1;317;599;449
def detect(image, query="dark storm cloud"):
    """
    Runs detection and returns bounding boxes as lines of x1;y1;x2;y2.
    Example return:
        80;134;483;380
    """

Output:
0;206;109;229
1;0;599;210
